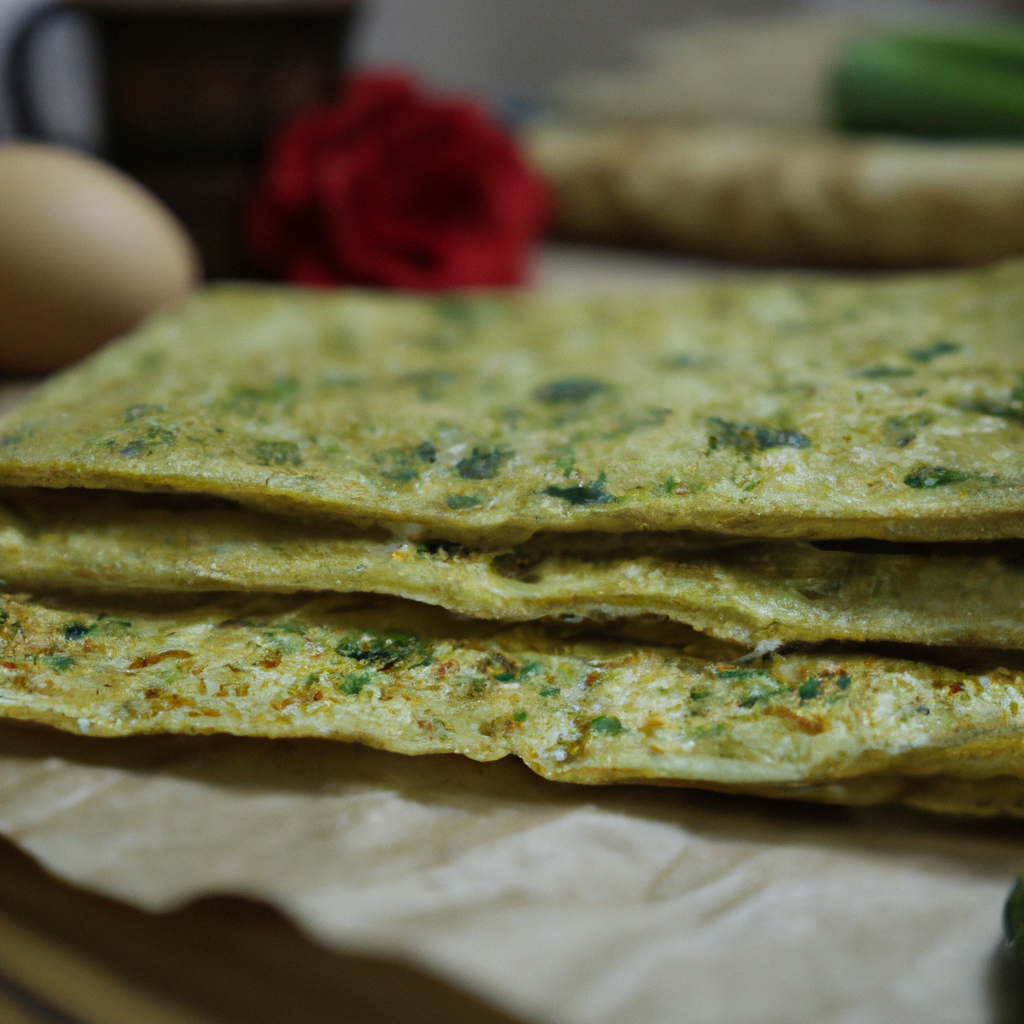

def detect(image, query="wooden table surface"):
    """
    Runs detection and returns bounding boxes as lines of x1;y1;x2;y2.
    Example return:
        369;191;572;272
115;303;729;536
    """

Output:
0;833;525;1024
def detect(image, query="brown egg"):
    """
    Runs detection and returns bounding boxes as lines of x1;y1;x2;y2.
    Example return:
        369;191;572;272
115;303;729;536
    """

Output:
0;143;201;374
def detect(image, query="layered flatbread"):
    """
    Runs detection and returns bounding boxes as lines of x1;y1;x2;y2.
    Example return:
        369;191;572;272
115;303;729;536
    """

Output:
1;591;1023;804
0;267;1022;541
0;488;1021;649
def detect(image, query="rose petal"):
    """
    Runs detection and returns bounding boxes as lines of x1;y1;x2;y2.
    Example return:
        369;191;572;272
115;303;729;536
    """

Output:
245;71;551;289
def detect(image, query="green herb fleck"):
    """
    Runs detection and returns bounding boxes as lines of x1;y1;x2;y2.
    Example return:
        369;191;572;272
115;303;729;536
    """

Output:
512;710;528;723
493;672;515;682
883;413;931;447
418;441;437;463
539;686;561;697
715;667;772;682
533;378;608;404
958;397;1023;422
835;674;851;690
666;353;697;368
254;440;301;467
689;688;710;700
693;722;727;739
61;616;132;640
457;446;509;480
116;425;176;458
375;447;419;482
590;715;626;735
446;494;483;509
337;671;373;695
904;466;972;488
43;656;75;673
707;418;811;453
798;678;821;701
543;473;616;505
850;366;914;379
334;630;428;669
908;341;960;363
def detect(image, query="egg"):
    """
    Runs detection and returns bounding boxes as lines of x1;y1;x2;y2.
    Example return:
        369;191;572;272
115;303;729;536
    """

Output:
0;143;201;374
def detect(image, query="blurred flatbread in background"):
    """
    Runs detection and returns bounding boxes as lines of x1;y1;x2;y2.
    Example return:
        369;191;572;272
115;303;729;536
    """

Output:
531;11;1024;267
527;123;1024;267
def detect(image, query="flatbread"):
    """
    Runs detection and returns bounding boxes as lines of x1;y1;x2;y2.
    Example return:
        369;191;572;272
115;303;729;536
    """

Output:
1;590;1022;804
526;123;1024;268
1;270;1023;542
1;488;1022;649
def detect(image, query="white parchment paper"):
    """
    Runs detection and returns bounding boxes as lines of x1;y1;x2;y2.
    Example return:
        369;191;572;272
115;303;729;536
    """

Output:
0;722;1021;1024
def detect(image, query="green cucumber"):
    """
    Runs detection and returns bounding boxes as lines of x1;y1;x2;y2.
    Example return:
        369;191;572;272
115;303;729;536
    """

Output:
1004;875;1024;961
832;25;1024;138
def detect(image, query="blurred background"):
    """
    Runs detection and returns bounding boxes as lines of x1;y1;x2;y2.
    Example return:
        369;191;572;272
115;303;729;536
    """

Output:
5;0;1024;351
0;0;1011;150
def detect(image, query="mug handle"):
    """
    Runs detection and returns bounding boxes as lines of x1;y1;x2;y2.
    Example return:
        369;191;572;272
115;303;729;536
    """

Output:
6;1;67;139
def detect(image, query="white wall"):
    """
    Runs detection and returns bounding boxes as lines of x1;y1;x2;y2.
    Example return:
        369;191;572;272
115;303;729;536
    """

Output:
351;0;799;105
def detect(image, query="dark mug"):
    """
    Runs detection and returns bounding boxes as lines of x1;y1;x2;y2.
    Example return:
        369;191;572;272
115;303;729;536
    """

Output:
7;0;359;278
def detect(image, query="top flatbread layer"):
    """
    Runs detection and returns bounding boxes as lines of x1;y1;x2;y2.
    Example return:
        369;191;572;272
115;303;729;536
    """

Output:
1;264;1023;542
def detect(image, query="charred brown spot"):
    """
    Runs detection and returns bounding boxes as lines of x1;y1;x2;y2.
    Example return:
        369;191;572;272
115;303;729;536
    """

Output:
766;705;829;735
128;649;193;670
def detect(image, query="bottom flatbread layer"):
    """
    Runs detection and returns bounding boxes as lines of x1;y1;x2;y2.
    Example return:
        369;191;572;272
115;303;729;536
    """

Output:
1;591;1023;812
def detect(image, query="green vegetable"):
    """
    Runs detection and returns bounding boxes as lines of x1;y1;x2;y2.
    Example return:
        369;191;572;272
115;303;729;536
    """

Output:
1004;876;1024;960
707;418;811;453
533;378;608;404
457;447;508;480
542;475;616;505
833;26;1024;138
904;466;972;489
590;715;626;735
798;678;822;701
446;494;483;509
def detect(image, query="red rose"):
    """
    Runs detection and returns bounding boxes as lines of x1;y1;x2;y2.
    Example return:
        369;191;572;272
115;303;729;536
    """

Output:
245;73;551;289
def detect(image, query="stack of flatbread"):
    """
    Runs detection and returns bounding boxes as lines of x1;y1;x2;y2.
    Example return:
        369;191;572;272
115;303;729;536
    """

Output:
0;261;1023;816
